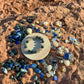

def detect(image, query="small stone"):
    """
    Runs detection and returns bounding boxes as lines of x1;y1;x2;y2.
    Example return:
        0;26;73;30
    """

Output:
47;65;52;72
52;60;57;64
56;56;63;59
64;60;70;66
35;68;41;73
27;28;32;34
20;69;27;73
64;53;71;60
36;21;40;24
52;46;56;50
46;73;51;77
10;75;14;79
53;76;58;81
44;26;48;29
35;29;39;33
39;59;45;63
52;26;56;30
30;64;37;68
15;41;20;44
1;67;8;74
42;30;45;34
43;22;48;26
40;73;44;78
68;36;71;40
52;38;56;41
59;60;64;63
62;67;66;72
64;48;69;53
49;71;54;76
55;21;62;27
65;39;68;43
33;75;38;81
35;81;40;84
53;41;59;47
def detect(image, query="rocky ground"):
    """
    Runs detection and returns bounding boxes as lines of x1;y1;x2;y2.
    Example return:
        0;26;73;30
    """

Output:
0;0;84;84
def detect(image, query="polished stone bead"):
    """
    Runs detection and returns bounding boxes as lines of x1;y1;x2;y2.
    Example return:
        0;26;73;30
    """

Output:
64;53;71;60
1;67;8;74
15;41;20;44
46;30;49;32
47;65;52;72
33;75;38;81
52;27;56;30
52;38;56;41
40;73;44;78
35;68;41;73
32;26;35;30
52;46;56;50
39;59;45;63
30;64;37;68
20;69;27;73
44;26;48;29
9;63;13;68
35;29;39;33
52;60;57;64
53;76;57;81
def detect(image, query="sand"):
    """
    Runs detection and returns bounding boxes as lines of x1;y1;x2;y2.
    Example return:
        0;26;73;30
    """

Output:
0;0;84;84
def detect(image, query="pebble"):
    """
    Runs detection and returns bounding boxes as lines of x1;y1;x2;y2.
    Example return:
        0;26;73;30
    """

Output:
53;41;59;47
33;75;38;81
20;69;27;73
52;38;56;41
47;65;52;72
1;67;8;74
35;68;41;73
42;30;45;34
40;73;44;78
62;67;66;72
30;64;37;68
43;22;48;26
46;73;51;77
64;60;70;66
49;71;54;76
39;59;45;63
35;81;40;84
64;48;69;53
53;76;58;81
65;39;68;43
55;21;62;27
64;53;71;60
27;28;32;34
59;60;64;64
52;27;56;30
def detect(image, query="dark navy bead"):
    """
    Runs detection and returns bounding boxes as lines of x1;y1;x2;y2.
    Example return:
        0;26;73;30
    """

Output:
39;60;45;63
18;64;22;68
64;53;71;60
35;68;41;73
35;29;39;33
54;33;58;37
32;26;35;30
52;27;55;30
25;65;29;70
40;73;44;78
9;63;13;68
15;41;20;44
46;30;49;32
53;76;57;81
52;46;56;50
13;35;19;40
30;63;37;68
44;26;48;29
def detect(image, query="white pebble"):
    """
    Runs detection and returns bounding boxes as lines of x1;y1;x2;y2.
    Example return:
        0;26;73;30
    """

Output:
46;73;51;77
55;21;62;27
42;30;45;34
43;22;48;26
47;65;52;72
27;28;32;34
53;41;59;47
64;48;69;53
64;60;70;66
65;39;68;43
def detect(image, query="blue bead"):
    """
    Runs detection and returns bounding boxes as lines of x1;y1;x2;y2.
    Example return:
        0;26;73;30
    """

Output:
39;60;45;63
52;38;56;41
25;65;29;70
53;76;57;81
52;27;55;30
30;63;37;68
52;46;56;50
9;63;13;68
35;29;39;33
15;41;20;44
15;29;20;33
44;26;48;29
68;36;71;40
32;26;35;30
18;64;22;68
17;32;21;36
13;35;19;40
64;53;71;60
35;68;41;73
46;30;49;32
71;38;75;43
54;33;58;37
50;42;53;45
8;35;12;38
40;73;44;78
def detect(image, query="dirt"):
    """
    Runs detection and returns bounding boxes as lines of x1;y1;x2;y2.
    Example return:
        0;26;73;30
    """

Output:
0;0;84;84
